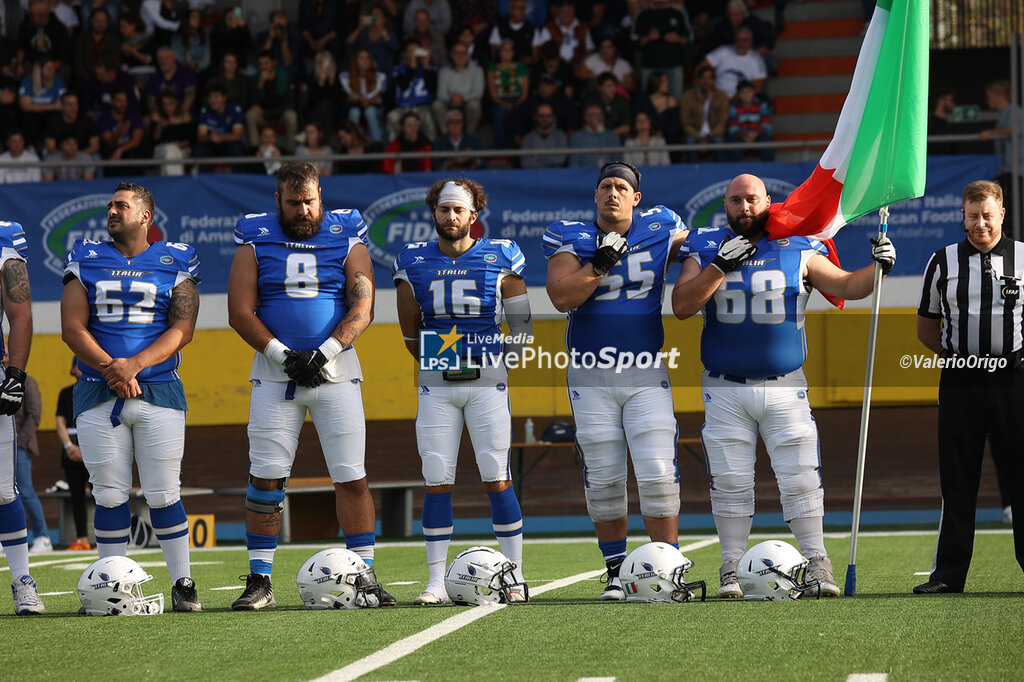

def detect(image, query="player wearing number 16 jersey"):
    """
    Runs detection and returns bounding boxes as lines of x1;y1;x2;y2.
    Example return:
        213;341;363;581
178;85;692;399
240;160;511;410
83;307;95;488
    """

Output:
544;162;688;601
227;162;392;610
61;182;203;612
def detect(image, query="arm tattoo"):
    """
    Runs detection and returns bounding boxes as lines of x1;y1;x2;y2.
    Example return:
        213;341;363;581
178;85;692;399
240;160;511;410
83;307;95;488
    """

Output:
169;279;200;324
2;260;31;305
348;270;373;302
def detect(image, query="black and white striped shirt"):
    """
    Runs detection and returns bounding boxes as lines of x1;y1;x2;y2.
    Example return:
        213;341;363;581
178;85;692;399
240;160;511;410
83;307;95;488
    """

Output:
919;236;1024;357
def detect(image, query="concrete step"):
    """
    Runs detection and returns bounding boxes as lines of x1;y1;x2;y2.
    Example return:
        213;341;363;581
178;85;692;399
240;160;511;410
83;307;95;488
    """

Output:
774;92;847;115
781;18;865;39
772;111;841;134
777;54;859;76
767;73;853;96
783;0;864;22
774;35;863;59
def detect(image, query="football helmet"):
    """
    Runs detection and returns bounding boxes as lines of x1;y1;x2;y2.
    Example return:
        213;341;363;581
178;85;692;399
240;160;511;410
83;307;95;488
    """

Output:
444;546;528;606
737;540;821;601
296;548;383;609
620;542;706;603
77;556;164;616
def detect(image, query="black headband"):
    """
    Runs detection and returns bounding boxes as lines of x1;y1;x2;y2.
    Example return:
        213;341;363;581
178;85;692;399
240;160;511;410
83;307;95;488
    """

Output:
597;162;641;192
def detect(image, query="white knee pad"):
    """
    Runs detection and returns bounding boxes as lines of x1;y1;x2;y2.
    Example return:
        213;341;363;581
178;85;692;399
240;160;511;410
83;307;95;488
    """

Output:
711;471;755;495
781;487;824;521
421;452;456;487
710;488;755;517
585;483;628;523
92;486;130;509
637;481;679;518
141;489;181;509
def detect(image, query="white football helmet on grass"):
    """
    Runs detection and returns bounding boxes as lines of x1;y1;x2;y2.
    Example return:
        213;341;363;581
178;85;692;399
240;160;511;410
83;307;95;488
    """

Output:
620;542;706;603
78;556;164;616
296;548;383;609
738;540;821;601
445;546;528;606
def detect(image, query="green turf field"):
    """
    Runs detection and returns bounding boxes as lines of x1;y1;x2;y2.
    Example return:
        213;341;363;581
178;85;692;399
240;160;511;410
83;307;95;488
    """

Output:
2;531;1022;681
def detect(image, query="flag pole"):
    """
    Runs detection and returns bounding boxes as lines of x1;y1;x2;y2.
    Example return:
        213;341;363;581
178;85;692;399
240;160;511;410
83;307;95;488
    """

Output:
845;205;889;597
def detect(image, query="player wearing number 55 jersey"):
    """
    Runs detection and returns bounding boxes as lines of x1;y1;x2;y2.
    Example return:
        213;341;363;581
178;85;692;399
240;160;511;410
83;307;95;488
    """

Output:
227;162;392;610
672;173;896;599
394;178;533;605
61;182;203;613
544;162;688;601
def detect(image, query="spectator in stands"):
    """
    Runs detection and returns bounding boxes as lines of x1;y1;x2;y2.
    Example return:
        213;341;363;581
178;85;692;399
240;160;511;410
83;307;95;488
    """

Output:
44;92;99;158
710;0;776;74
299;0;340;67
245;49;297;153
13;370;47;554
78;0;120;29
433;108;484;170
97;87;144;166
634;71;681;145
433;41;485;133
382;110;432;174
210;8;252;73
17;0;71;76
172;9;210;75
387;40;438;141
150;89;193;175
726;80;773;161
336;120;383;175
341;48;386;144
43;133;96;180
514;71;577;145
580;0;624;45
85;55;142;118
569;103;621;168
928;86;957;155
489;0;535;66
701;26;766;98
18;57;65;151
117;10;153;71
346;5;399;78
255;124;281;174
530;40;576;100
450;0;497;48
0;130;42;183
578;37;634;95
0;68;18;140
72;8;119;92
583;72;630;139
624;110;670;166
213;51;253;112
981;79;1024;222
145;45;197;116
488;39;529;150
254;10;297;75
520;102;567;168
296;121;334;176
681;64;728;162
533;0;593;70
139;0;181;45
499;0;547;27
196;81;244;169
634;0;692;99
302;50;344;135
56;359;90;552
403;0;453;36
407;8;448;68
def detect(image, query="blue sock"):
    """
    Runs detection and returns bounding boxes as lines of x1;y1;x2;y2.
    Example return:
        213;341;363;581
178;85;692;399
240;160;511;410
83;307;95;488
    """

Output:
670;542;679;549
151;501;191;584
246;532;278;576
95;502;131;557
488;487;524;570
0;496;28;544
346;531;376;566
598;538;628;571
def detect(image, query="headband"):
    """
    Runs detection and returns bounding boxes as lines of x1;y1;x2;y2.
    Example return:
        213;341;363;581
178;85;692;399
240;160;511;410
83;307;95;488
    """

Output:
436;181;476;212
597;163;641;192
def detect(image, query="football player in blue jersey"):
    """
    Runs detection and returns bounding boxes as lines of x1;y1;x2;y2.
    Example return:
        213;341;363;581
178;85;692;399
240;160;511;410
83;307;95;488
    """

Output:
61;182;203;613
227;162;391;610
671;173;896;598
394;178;533;605
0;220;44;615
544;162;689;601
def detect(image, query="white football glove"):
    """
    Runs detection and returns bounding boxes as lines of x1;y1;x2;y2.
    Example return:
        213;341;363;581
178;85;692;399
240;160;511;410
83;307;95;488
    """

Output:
711;236;757;273
870;236;896;275
591;231;629;276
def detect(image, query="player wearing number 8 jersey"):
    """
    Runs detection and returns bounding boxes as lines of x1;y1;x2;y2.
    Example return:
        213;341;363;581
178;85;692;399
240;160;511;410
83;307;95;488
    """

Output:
544;162;688;601
61;182;203;612
227;162;392;610
671;173;896;599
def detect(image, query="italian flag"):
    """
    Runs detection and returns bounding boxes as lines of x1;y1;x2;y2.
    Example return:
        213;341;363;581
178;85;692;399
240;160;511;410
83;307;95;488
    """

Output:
766;0;929;243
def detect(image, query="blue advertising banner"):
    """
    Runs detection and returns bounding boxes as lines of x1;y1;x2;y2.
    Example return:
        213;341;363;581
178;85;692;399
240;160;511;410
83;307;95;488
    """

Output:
0;155;997;301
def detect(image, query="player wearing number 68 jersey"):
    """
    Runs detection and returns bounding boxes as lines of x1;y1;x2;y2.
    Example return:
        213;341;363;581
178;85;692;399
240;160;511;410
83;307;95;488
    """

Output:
61;182;203;612
394;178;533;605
544;162;688;601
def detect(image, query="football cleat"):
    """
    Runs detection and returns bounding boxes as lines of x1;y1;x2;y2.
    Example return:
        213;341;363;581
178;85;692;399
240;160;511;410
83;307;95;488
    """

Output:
599;576;625;601
717;559;743;599
232;573;276;610
12;575;45;615
171;577;203;612
413;589;449;605
806;555;840;598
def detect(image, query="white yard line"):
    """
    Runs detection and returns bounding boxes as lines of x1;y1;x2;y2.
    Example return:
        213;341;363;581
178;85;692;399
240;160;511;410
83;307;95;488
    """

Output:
847;674;888;682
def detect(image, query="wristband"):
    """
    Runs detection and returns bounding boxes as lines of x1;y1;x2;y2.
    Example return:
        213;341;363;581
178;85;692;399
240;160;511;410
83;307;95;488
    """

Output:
63;442;73;451
318;337;344;360
264;338;289;365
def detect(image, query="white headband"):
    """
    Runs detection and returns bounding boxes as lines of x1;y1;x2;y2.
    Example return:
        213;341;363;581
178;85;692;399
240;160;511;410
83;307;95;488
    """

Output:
437;181;476;212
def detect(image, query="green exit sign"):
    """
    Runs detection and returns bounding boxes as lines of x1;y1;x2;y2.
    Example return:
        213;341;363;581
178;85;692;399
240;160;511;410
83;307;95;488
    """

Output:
951;105;980;122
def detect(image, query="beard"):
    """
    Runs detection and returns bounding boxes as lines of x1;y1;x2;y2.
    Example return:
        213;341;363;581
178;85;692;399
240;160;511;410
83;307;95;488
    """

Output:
278;204;324;241
727;207;769;240
435;219;471;243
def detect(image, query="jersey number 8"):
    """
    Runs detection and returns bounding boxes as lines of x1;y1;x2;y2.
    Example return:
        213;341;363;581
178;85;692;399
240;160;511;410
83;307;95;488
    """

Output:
715;270;786;325
285;253;319;298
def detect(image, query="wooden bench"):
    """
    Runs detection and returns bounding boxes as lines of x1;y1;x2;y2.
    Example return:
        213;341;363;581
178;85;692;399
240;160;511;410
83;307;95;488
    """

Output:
219;478;422;542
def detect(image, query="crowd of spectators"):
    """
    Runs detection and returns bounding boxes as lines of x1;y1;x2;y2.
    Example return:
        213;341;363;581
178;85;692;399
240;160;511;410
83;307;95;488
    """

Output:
0;0;781;181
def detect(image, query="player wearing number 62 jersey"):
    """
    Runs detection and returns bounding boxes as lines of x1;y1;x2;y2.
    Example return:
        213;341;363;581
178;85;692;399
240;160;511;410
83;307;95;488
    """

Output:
227;162;392;610
61;182;203;613
394;178;533;605
544;162;688;601
671;173;896;599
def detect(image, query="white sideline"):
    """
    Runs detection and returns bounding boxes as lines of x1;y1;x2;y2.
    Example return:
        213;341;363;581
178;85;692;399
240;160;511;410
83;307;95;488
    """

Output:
847;674;888;682
313;538;718;682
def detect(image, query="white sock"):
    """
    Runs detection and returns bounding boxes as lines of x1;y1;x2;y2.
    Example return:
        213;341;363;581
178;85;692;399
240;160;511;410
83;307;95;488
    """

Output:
5;543;30;581
714;515;753;562
97;541;128;559
497;534;524;583
788;516;826;557
158;534;191;584
425;539;449;593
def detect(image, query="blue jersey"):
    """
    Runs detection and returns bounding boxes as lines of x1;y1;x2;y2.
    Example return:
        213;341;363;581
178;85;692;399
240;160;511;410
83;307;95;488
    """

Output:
393;238;526;356
234;209;367;350
0;221;28;361
542;206;685;355
687;228;827;378
64;239;201;384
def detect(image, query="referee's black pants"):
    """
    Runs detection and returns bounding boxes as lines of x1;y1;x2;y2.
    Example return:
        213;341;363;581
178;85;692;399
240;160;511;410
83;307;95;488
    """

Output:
933;365;1024;589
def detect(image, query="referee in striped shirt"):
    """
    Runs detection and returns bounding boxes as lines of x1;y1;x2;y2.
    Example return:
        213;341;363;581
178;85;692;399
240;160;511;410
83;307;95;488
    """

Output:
915;180;1023;594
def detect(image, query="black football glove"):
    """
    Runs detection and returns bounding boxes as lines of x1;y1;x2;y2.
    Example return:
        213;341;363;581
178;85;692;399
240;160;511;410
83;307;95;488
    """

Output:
283;350;328;388
870;236;896;275
0;366;26;416
591;231;628;276
711;235;757;274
